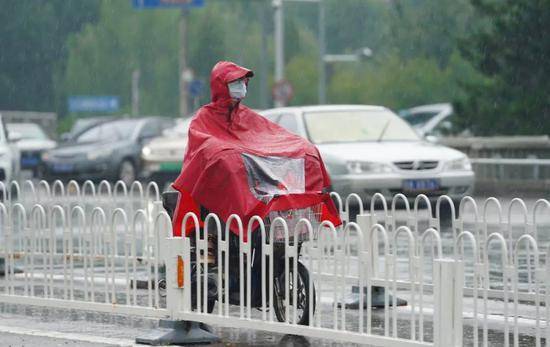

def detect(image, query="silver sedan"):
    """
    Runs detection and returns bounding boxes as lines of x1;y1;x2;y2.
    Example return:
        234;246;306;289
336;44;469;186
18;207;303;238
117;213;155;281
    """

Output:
260;105;474;204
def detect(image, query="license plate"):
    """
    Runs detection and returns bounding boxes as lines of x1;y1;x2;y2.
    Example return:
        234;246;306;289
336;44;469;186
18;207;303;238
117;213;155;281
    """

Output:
52;163;74;173
21;157;39;166
402;179;440;192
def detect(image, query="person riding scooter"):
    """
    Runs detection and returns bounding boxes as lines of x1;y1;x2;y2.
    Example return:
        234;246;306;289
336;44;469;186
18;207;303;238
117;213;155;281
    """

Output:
165;61;341;322
171;61;340;237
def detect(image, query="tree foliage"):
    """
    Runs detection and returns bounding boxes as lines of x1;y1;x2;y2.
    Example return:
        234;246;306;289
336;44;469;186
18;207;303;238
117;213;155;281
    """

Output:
457;0;550;135
0;1;100;111
329;52;478;110
389;0;475;68
63;1;267;116
63;1;180;116
5;0;529;138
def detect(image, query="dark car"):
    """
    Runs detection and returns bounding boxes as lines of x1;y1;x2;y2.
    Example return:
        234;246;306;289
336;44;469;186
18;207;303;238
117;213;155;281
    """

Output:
60;116;117;142
41;117;173;185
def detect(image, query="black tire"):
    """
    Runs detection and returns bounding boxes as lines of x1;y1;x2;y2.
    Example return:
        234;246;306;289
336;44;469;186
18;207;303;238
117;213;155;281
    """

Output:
273;261;315;325
190;266;217;314
118;159;136;186
431;199;461;221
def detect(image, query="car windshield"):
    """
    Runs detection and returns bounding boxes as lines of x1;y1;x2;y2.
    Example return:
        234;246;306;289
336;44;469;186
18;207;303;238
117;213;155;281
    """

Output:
304;109;420;144
76;119;140;143
72;119;98;135
400;111;438;127
7;123;49;140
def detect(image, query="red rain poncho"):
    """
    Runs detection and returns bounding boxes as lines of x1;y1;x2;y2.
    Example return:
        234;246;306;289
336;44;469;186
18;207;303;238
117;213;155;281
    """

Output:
172;61;341;238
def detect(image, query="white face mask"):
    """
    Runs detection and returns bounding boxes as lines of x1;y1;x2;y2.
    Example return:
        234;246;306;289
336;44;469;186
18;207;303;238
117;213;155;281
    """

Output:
228;79;247;100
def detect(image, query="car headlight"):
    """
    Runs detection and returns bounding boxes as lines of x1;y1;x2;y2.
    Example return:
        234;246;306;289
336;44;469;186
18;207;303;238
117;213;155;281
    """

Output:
346;161;393;174
87;148;113;161
142;146;152;157
444;157;472;171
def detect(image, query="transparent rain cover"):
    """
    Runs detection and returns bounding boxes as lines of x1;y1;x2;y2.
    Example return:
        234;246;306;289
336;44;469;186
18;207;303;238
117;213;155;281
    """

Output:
242;153;305;203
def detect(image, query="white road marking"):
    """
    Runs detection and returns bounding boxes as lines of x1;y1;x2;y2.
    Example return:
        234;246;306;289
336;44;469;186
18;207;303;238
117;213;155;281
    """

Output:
0;324;145;346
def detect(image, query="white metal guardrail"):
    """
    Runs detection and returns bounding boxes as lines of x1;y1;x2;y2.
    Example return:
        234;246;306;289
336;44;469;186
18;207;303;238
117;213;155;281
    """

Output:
334;192;549;346
0;180;548;346
472;158;550;166
470;157;550;185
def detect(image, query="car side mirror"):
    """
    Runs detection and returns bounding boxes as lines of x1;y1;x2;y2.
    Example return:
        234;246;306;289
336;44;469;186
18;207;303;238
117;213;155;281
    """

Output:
8;131;22;142
60;132;71;142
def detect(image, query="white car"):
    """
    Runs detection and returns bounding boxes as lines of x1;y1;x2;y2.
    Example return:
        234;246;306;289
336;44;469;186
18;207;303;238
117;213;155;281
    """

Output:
141;118;191;188
0;115;20;193
7;122;57;177
260;105;474;204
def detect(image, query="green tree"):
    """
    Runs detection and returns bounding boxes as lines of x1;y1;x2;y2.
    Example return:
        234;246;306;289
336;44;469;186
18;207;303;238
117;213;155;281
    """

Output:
63;1;180;116
0;0;100;112
0;0;492;122
329;52;477;111
457;0;550;135
389;0;474;68
62;1;267;116
324;0;391;56
286;54;319;106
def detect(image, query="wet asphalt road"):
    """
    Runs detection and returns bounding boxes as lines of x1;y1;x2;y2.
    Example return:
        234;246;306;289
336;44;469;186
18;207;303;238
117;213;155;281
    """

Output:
0;303;355;347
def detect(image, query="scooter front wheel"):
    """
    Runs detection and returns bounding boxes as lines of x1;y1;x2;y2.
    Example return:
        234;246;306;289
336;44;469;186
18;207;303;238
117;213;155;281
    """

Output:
191;266;217;314
273;261;315;325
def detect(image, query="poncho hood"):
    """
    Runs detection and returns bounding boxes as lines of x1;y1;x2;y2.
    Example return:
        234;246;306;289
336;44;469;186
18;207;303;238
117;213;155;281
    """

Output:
210;60;253;106
172;61;340;238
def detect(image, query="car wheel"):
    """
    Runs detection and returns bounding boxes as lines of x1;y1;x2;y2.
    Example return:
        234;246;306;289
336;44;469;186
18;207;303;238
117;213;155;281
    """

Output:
118;159;136;186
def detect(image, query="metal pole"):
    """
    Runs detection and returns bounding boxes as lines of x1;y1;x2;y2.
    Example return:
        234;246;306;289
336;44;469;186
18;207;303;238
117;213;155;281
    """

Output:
179;9;189;117
318;0;326;104
131;69;140;117
259;2;269;109
273;0;285;107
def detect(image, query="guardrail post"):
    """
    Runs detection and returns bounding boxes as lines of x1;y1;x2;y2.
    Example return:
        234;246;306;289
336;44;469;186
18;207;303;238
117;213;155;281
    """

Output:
136;235;219;345
433;258;463;347
165;236;188;317
356;214;377;277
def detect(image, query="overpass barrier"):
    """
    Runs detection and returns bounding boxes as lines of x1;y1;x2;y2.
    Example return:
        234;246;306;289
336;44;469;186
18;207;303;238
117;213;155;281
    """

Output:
0;180;547;346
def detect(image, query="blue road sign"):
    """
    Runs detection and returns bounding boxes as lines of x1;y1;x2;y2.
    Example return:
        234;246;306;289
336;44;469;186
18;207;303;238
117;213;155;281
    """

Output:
189;80;205;98
132;0;204;9
68;96;120;113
